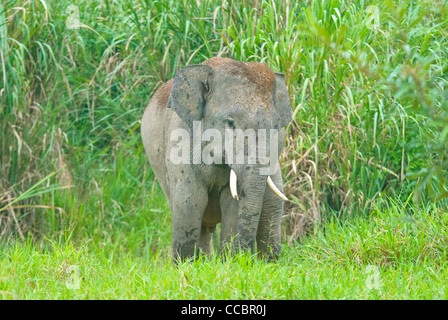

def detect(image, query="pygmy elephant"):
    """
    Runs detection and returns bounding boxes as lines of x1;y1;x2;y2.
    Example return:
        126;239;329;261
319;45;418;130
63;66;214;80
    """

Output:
141;57;292;261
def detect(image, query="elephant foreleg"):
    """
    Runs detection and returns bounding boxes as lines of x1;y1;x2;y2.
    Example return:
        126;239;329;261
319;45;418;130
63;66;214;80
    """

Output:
170;177;209;262
256;172;283;260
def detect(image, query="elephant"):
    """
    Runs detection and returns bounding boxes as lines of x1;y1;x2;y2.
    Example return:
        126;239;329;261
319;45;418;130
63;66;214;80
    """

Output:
141;57;292;261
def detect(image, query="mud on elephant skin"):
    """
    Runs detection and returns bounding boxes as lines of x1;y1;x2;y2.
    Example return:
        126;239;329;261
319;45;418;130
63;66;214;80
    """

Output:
141;57;292;261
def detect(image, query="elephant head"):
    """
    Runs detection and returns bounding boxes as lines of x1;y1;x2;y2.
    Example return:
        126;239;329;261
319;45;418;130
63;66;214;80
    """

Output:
167;58;292;253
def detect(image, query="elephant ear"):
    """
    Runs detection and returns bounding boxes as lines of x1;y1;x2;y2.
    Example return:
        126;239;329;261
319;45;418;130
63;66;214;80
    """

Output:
168;64;212;130
273;72;292;128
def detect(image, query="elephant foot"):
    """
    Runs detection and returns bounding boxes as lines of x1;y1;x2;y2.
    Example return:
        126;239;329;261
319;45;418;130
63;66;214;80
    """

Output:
259;245;282;262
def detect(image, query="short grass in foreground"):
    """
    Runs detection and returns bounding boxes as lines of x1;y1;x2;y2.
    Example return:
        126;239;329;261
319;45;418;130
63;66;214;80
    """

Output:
1;200;447;299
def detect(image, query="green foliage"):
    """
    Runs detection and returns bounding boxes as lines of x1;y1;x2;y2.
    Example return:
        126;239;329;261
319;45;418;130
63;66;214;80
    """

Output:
220;0;448;224
0;202;447;299
0;0;447;298
0;0;447;299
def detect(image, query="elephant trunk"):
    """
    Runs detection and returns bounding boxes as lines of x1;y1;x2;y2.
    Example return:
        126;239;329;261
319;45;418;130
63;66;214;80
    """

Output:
229;163;266;253
227;132;286;253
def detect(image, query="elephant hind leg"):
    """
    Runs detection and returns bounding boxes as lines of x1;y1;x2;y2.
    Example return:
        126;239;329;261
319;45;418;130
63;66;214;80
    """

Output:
202;191;222;229
198;225;212;255
219;187;239;254
199;193;221;255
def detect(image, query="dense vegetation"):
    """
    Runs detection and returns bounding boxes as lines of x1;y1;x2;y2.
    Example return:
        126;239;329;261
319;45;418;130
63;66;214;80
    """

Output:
0;0;447;299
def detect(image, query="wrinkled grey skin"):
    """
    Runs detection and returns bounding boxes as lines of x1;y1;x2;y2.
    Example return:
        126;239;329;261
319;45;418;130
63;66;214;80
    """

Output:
141;57;292;261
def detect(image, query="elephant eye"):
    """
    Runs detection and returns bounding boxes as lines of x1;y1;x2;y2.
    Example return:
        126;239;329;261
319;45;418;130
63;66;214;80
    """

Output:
226;118;235;129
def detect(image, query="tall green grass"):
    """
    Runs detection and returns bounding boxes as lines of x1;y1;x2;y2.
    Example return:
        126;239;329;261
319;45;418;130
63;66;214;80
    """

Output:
1;0;447;246
0;201;447;299
220;0;448;235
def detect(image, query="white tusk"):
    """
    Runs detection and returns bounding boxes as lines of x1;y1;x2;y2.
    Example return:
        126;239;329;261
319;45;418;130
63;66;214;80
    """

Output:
230;169;239;200
267;176;288;201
